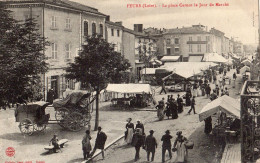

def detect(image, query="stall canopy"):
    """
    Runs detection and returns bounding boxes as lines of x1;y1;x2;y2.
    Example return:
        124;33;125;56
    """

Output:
106;84;152;94
225;58;233;65
160;56;180;62
199;95;240;121
161;62;217;79
240;66;250;74
241;59;252;66
203;53;228;63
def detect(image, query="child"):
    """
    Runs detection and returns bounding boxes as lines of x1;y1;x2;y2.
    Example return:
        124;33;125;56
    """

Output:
50;134;59;153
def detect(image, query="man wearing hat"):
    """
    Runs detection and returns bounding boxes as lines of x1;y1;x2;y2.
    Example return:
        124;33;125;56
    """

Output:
145;130;157;162
135;120;145;135
161;130;173;162
90;126;107;159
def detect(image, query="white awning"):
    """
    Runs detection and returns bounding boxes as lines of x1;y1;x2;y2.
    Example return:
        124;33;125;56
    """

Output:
240;66;250;74
162;62;217;79
199;95;240;121
188;56;203;62
203;53;227;63
241;59;252;66
161;56;180;62
106;84;152;94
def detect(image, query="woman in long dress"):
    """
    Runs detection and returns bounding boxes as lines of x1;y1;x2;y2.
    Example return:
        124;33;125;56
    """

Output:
125;118;134;144
173;131;188;163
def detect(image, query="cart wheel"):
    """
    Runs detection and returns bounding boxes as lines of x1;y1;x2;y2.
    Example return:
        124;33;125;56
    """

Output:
65;112;85;132
34;124;47;132
19;118;34;136
55;108;70;128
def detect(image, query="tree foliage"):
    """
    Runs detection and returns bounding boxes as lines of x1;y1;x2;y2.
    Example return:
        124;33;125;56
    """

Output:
66;35;131;91
66;35;131;130
0;3;49;106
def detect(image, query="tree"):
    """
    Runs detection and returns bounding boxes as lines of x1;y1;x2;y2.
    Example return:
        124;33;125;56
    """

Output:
66;35;131;130
0;3;49;107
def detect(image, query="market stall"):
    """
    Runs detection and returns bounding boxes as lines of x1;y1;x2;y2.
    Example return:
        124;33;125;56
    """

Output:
106;84;154;108
199;95;240;141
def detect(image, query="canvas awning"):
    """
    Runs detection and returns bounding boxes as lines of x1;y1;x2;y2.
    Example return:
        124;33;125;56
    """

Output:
162;62;217;79
199;95;240;121
106;84;152;94
240;66;250;74
161;56;180;62
188;56;203;62
203;53;227;63
241;59;252;66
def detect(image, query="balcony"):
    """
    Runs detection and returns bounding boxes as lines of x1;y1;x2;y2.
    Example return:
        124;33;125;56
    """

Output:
187;41;208;44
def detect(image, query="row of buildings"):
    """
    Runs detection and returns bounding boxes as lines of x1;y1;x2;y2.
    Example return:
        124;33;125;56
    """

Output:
3;0;244;99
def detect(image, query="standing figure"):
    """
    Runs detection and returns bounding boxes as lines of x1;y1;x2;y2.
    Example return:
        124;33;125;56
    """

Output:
205;84;211;98
210;90;218;101
133;129;145;161
161;130;173;162
135;120;145;135
145;130;157;162
156;98;165;121
47;88;54;104
188;96;196;114
185;91;191;106
220;89;225;96
125;118;134;145
49;134;59;153
215;85;220;96
192;82;198;97
173;131;188;163
177;94;184;113
165;96;171;119
224;87;229;96
90;127;107;159
204;116;212;134
160;81;167;94
170;98;178;119
82;130;92;160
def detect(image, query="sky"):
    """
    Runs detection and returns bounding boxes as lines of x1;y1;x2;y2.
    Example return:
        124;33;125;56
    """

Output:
72;0;259;45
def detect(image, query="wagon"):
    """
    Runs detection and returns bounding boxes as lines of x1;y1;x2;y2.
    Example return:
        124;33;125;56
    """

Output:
15;91;95;135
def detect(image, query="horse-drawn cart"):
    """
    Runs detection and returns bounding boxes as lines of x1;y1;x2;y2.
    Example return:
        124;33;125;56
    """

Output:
15;91;95;135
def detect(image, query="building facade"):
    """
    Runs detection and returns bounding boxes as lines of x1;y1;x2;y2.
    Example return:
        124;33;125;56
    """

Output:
5;0;106;99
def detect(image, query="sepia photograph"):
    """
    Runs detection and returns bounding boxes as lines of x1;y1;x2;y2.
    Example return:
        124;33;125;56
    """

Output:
0;0;259;162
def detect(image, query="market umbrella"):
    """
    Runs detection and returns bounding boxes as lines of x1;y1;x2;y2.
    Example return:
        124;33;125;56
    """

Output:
199;95;240;121
240;66;250;74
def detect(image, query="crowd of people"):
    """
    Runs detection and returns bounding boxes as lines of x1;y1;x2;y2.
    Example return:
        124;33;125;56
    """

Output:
124;118;192;162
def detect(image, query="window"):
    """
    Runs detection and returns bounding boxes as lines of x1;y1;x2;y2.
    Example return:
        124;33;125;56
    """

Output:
197;44;201;52
206;44;210;52
111;29;114;36
189;36;192;41
100;24;103;37
167;48;171;55
83;21;88;36
51;43;57;59
197;36;201;41
65;18;70;29
92;23;96;36
189;45;193;52
166;38;171;44
174;38;179;44
51;16;57;28
117;30;120;37
174;47;180;53
65;44;71;59
206;36;210;41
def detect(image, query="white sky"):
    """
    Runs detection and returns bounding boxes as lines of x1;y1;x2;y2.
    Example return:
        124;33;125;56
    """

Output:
72;0;259;45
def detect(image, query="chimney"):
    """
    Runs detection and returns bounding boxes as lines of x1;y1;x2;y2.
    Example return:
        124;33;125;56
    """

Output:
115;21;122;26
134;24;143;32
106;16;110;21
